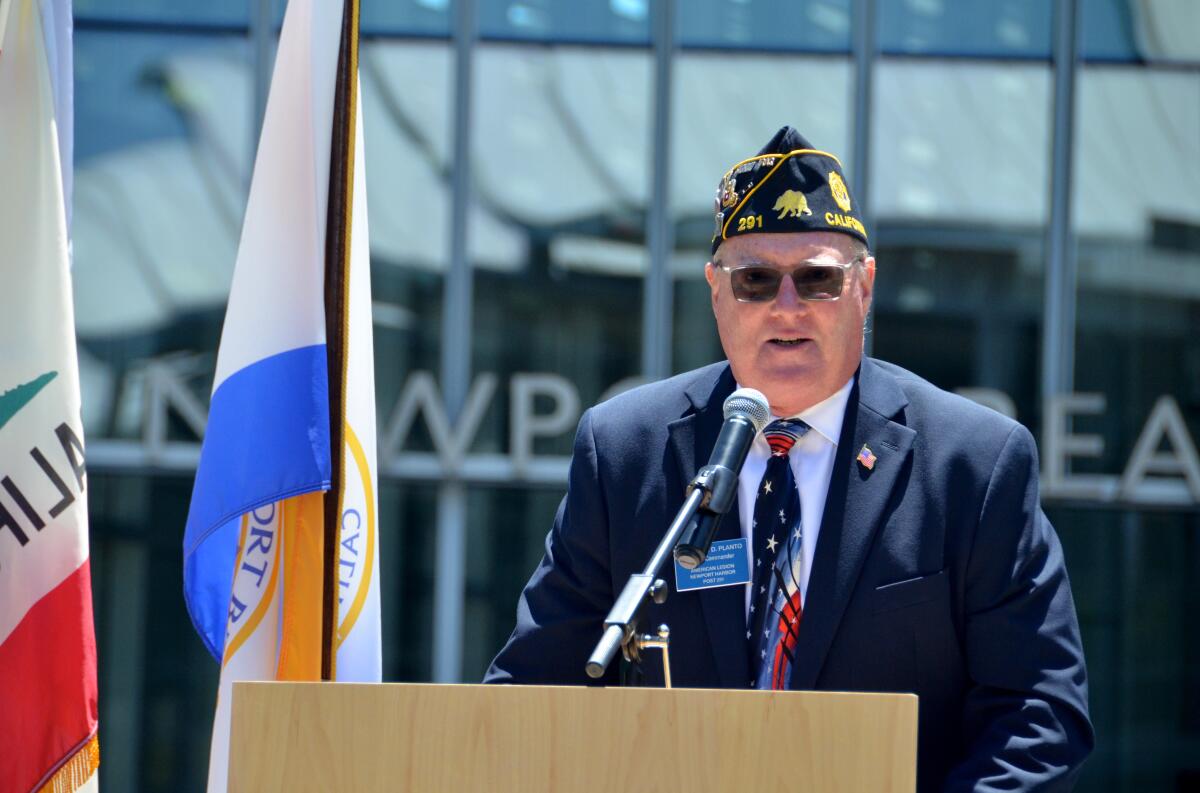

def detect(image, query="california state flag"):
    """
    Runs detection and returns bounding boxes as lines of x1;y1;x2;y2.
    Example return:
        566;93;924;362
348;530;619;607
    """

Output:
0;0;101;791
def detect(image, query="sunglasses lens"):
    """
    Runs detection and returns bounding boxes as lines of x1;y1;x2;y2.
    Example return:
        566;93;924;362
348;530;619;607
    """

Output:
793;266;844;300
727;263;850;301
729;267;782;301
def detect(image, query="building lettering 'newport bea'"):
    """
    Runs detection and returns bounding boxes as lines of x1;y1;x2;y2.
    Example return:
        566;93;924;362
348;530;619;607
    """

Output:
89;367;1200;509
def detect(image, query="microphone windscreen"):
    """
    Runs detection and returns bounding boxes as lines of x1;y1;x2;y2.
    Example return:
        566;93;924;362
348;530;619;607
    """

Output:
723;387;770;432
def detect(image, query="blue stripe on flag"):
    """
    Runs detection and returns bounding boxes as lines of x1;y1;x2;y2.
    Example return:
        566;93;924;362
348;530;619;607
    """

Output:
183;344;332;660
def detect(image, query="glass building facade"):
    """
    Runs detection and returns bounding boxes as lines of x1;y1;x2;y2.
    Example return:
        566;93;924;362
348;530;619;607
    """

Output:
70;0;1200;789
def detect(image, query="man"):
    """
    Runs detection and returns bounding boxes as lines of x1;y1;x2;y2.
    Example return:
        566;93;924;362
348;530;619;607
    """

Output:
484;127;1093;791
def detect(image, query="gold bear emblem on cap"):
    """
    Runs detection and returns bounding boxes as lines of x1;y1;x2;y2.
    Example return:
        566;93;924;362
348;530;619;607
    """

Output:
773;190;813;219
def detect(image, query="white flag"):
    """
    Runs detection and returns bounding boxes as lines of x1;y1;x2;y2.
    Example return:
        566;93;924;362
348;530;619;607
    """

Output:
179;0;380;789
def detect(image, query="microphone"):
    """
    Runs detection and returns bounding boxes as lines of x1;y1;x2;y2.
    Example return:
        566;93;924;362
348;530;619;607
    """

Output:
674;387;770;569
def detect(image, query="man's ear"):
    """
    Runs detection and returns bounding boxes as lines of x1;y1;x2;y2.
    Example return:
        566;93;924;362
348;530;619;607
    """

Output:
705;261;719;310
859;256;876;312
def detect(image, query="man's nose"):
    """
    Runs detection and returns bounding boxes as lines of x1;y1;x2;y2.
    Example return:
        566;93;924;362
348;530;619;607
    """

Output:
772;272;804;310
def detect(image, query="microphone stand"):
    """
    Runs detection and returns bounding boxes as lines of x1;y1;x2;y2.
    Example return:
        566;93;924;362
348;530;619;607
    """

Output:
585;487;708;683
585;391;765;684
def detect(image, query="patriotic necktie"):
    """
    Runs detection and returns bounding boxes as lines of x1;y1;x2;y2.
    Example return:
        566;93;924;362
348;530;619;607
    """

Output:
747;418;809;689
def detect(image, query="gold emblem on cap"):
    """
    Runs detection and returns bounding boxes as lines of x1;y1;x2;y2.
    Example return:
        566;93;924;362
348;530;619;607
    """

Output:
719;173;739;209
828;171;852;212
773;190;813;219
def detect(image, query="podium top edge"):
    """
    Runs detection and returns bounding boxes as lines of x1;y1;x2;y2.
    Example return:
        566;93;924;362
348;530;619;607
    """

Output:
229;680;918;702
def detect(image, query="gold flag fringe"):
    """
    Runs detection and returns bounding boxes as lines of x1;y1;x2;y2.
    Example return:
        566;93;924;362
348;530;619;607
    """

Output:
38;733;99;792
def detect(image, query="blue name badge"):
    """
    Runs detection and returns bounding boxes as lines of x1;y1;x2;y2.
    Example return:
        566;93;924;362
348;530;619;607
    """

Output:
674;537;752;592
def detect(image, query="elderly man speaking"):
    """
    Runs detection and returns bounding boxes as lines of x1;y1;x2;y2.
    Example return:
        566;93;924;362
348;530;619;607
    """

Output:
485;126;1094;792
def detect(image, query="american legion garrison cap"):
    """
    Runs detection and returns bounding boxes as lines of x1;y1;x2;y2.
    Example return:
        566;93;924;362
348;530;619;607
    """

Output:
711;126;867;254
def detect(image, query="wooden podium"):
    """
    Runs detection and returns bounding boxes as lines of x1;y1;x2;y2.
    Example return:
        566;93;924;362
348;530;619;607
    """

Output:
228;682;917;792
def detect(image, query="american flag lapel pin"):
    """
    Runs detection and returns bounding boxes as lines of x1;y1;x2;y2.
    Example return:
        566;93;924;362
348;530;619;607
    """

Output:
856;445;877;471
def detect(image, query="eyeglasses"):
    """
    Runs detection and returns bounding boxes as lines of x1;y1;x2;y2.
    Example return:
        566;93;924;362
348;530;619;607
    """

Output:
717;258;862;302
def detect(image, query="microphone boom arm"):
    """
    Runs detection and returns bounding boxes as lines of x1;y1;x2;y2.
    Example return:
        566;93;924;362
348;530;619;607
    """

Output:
585;487;706;680
585;388;769;681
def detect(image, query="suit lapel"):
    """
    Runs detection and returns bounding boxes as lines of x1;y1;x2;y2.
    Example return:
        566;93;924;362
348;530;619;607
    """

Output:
667;365;749;688
789;359;916;690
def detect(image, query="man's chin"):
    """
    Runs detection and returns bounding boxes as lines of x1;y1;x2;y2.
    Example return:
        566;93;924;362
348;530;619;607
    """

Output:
757;354;822;384
747;374;820;414
744;356;859;414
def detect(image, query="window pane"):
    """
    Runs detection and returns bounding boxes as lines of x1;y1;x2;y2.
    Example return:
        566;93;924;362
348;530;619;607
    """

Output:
1080;0;1138;61
1082;0;1200;63
678;0;852;52
378;483;439;681
362;0;453;37
360;39;453;686
462;45;652;675
75;0;249;26
1064;65;1200;789
362;40;452;405
464;487;564;680
869;59;1050;424
479;0;651;44
468;44;652;442
90;475;216;793
74;31;254;443
878;0;1051;58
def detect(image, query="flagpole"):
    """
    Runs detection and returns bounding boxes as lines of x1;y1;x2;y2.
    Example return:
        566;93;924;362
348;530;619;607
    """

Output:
322;0;361;681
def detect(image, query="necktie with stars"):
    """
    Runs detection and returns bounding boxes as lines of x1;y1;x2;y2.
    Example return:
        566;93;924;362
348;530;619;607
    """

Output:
747;418;809;690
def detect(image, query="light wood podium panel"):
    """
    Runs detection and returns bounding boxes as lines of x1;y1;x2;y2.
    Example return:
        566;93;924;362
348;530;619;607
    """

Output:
229;682;916;793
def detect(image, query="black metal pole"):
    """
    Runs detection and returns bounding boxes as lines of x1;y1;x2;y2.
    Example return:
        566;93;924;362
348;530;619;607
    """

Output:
585;487;706;679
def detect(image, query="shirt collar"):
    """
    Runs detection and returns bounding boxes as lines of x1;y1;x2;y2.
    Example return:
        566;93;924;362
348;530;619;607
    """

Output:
789;376;855;446
738;375;856;447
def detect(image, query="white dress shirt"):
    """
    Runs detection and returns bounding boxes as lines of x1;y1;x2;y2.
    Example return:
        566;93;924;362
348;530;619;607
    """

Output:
738;376;855;619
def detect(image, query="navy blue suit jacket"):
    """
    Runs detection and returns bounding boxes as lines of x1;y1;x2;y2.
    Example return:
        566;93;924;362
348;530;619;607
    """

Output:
485;358;1093;792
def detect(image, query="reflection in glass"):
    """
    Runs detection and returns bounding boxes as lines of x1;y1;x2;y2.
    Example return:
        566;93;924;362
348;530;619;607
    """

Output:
1082;0;1200;63
89;473;220;792
361;0;453;37
1081;0;1138;61
357;41;452;708
75;0;249;26
74;31;254;444
678;0;851;52
867;59;1050;425
478;0;651;44
1064;64;1200;790
360;40;453;436
463;45;651;670
379;483;441;682
871;60;1051;228
468;44;651;445
1071;67;1200;478
464;487;565;680
878;0;1051;58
